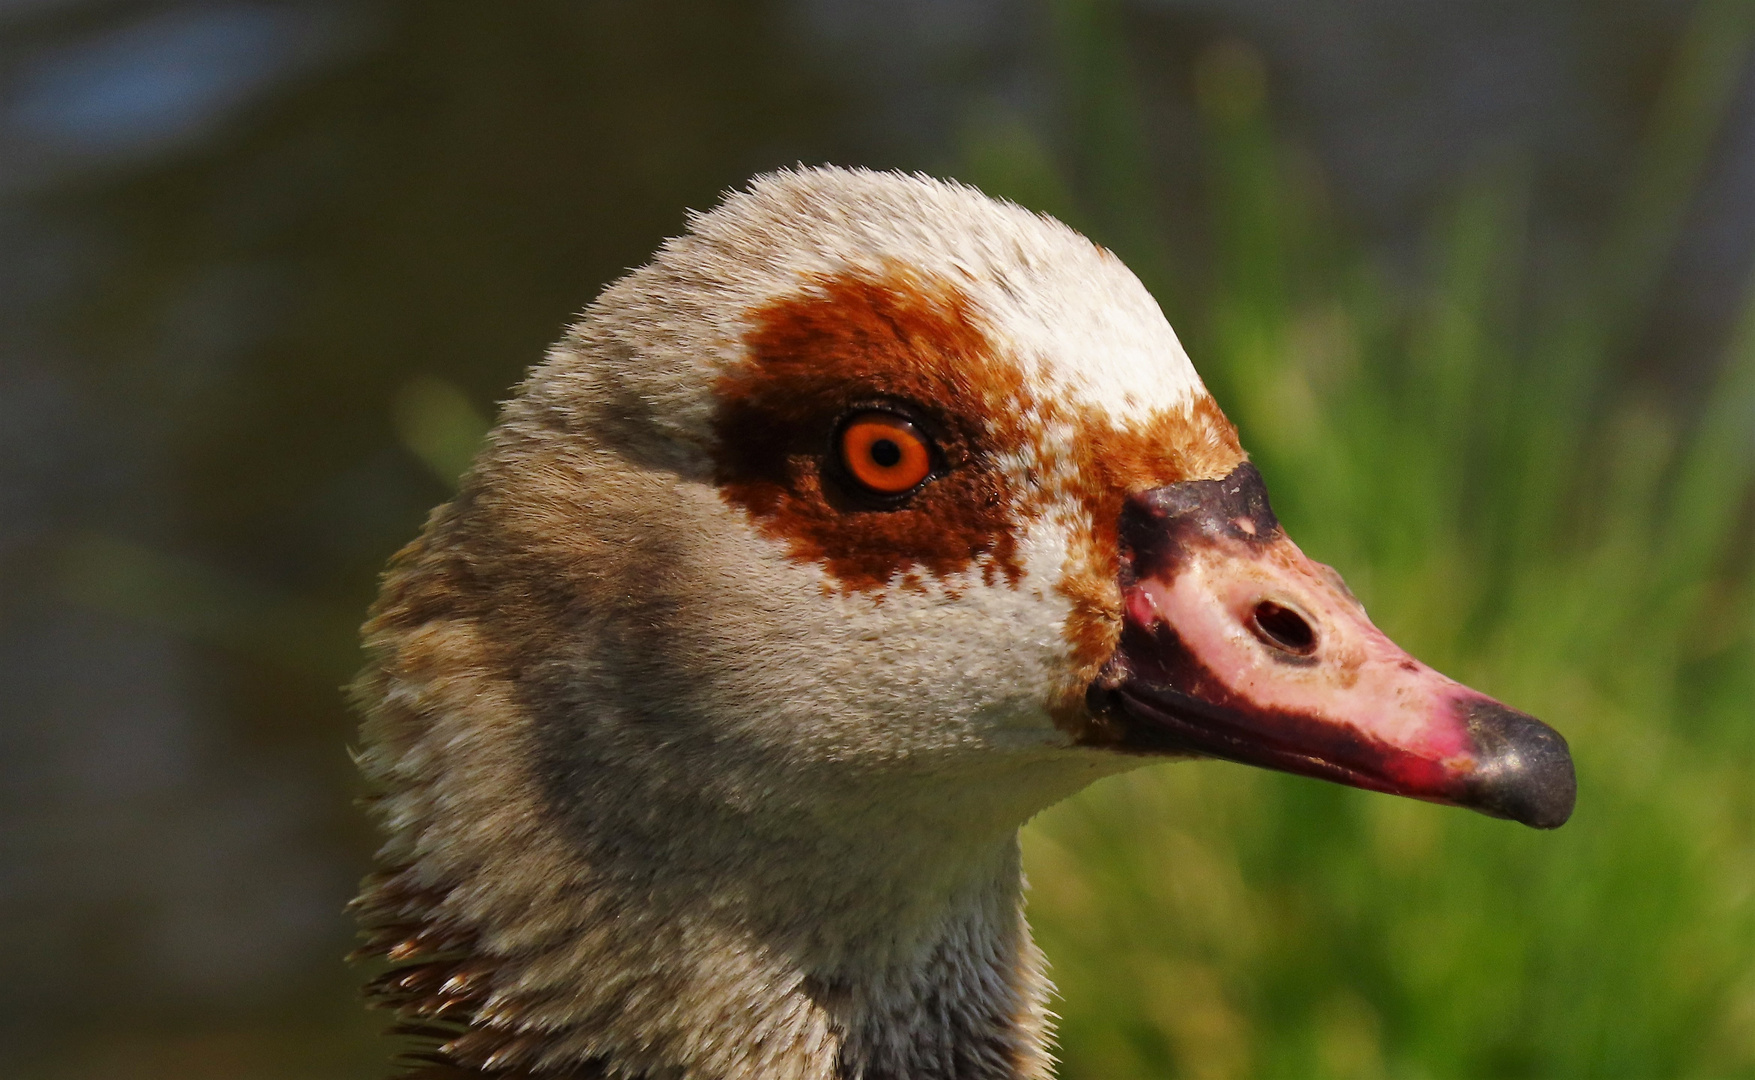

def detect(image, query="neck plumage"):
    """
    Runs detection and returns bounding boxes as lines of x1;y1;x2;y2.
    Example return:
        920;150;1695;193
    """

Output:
355;811;1053;1080
352;595;1059;1080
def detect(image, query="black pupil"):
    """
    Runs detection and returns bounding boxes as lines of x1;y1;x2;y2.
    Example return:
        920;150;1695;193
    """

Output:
869;438;902;468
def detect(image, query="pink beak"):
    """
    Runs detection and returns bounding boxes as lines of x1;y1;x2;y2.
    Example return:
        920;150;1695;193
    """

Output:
1087;464;1575;829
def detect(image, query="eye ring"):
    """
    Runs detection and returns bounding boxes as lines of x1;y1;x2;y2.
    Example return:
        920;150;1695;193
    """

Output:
835;411;935;497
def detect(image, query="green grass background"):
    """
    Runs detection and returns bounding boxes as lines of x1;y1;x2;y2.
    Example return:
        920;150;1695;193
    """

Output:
23;3;1752;1075
961;2;1755;1077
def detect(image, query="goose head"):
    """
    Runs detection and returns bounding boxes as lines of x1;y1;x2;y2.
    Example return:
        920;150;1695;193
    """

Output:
353;166;1574;1080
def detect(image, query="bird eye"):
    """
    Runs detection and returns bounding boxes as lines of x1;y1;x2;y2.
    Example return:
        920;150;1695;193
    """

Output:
837;412;934;496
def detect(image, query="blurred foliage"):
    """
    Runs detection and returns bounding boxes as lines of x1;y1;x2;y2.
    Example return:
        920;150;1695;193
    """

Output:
19;0;1755;1075
990;2;1755;1078
17;3;858;1075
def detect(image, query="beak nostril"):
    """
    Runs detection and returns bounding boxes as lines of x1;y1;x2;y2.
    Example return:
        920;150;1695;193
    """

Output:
1251;601;1317;655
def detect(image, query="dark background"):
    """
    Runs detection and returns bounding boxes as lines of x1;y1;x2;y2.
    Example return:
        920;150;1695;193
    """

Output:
3;2;1751;1076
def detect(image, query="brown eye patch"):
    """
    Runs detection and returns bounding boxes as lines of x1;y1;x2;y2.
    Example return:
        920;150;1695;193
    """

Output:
709;261;1245;729
712;266;1034;593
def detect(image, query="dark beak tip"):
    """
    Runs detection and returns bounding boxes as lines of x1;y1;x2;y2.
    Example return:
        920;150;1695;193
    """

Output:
1464;702;1577;829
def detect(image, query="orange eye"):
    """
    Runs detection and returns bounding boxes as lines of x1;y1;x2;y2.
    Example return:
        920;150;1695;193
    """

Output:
838;413;933;495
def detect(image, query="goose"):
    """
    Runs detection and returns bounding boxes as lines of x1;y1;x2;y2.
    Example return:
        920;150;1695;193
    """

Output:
351;166;1575;1080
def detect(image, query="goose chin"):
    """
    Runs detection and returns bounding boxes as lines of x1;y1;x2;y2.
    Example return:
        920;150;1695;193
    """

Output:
1084;463;1576;830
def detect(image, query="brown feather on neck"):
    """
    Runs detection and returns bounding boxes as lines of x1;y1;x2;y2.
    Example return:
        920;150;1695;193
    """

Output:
351;500;1057;1080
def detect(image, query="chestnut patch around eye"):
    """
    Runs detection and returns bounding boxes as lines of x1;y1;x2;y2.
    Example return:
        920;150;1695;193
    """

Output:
712;267;1032;593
